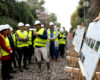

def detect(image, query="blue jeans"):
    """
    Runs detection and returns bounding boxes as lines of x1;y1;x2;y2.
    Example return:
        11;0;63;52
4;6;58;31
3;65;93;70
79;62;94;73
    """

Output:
50;41;58;59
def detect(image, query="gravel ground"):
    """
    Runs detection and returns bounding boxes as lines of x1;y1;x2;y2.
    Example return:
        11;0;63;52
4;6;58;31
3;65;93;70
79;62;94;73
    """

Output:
4;57;68;80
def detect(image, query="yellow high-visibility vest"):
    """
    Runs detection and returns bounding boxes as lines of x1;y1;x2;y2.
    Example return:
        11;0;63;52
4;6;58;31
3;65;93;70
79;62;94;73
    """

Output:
59;32;66;44
16;30;29;48
47;29;58;42
28;31;32;45
0;34;10;56
34;28;47;47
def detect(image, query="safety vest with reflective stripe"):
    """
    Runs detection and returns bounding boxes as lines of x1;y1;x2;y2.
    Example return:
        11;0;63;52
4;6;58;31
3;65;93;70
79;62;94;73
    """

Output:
47;29;58;42
16;30;29;48
28;31;32;45
0;34;10;56
59;33;66;44
34;28;47;47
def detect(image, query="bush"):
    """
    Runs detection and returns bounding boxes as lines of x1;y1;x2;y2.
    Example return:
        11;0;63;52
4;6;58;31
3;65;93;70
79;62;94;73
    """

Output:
0;16;18;30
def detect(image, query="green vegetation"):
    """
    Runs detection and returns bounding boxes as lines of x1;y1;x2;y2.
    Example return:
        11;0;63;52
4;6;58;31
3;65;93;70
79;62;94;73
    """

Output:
0;0;61;29
70;0;100;32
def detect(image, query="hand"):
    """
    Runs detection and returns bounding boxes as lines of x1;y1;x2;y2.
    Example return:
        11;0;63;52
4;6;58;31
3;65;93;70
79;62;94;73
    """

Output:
50;38;54;42
0;53;2;58
10;50;12;54
34;33;38;36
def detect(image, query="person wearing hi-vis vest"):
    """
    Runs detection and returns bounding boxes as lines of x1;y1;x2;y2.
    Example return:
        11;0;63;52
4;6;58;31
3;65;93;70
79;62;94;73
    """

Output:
0;25;13;80
15;22;29;72
47;22;59;61
25;24;34;64
33;20;51;73
6;24;18;73
58;28;66;58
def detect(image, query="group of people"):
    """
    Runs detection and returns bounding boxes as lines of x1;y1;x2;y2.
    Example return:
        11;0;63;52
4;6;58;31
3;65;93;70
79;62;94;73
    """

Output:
0;20;67;80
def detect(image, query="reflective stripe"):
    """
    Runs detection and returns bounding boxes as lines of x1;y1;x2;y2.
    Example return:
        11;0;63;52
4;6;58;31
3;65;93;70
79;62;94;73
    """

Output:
35;41;46;44
47;29;58;41
0;34;10;56
34;28;47;47
59;33;66;44
16;30;29;47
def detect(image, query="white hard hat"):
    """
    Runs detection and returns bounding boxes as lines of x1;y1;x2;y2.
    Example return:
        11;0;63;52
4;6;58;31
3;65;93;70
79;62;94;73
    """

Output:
0;25;10;31
5;24;11;29
10;27;13;31
41;24;44;27
0;25;4;31
60;28;64;33
18;22;24;27
34;20;41;25
29;28;34;31
25;24;30;27
5;24;13;31
49;22;54;25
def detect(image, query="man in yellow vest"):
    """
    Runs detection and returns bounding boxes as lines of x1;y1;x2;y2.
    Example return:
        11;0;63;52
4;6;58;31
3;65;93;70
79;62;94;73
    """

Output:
47;22;59;61
33;20;50;73
0;25;13;80
25;24;34;64
58;28;66;58
15;22;29;72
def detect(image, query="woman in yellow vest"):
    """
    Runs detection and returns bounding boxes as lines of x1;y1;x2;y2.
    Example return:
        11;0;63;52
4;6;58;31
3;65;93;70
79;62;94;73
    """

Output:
58;28;66;58
15;22;29;72
33;20;50;73
0;25;13;80
25;24;34;64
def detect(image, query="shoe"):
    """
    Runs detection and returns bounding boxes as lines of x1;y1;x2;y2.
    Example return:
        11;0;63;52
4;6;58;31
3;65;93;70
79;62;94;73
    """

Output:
37;62;41;73
10;70;17;73
38;69;41;73
50;59;55;61
46;62;51;73
55;59;60;62
8;76;14;80
24;67;29;70
47;69;51;73
19;69;23;72
29;61;33;64
14;66;19;68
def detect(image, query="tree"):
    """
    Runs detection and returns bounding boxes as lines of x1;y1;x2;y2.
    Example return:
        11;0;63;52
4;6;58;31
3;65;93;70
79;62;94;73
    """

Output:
49;13;57;23
56;22;61;28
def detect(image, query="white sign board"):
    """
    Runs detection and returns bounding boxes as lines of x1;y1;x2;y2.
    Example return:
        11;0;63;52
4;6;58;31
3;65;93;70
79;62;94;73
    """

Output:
73;27;85;53
80;21;100;80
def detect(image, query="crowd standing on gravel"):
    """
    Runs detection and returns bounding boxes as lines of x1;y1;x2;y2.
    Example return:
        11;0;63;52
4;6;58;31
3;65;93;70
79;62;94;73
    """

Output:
0;20;69;80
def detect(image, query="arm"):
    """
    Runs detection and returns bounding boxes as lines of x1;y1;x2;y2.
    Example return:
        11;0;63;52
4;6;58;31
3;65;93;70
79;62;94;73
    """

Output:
15;33;29;42
38;30;48;39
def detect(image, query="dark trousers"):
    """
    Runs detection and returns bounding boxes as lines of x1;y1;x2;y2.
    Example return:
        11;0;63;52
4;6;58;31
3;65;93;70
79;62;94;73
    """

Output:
28;45;34;63
58;44;65;58
1;60;10;80
50;42;58;59
17;47;29;69
9;52;17;70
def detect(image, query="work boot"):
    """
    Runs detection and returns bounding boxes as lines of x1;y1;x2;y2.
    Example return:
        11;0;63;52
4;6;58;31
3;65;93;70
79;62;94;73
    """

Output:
46;62;51;73
38;62;41;73
24;60;29;70
18;62;23;72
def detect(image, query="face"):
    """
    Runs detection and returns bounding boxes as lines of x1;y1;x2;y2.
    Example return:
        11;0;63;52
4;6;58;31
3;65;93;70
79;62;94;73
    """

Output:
50;25;54;29
35;24;41;30
2;29;8;35
25;26;30;31
19;26;24;31
7;29;11;34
